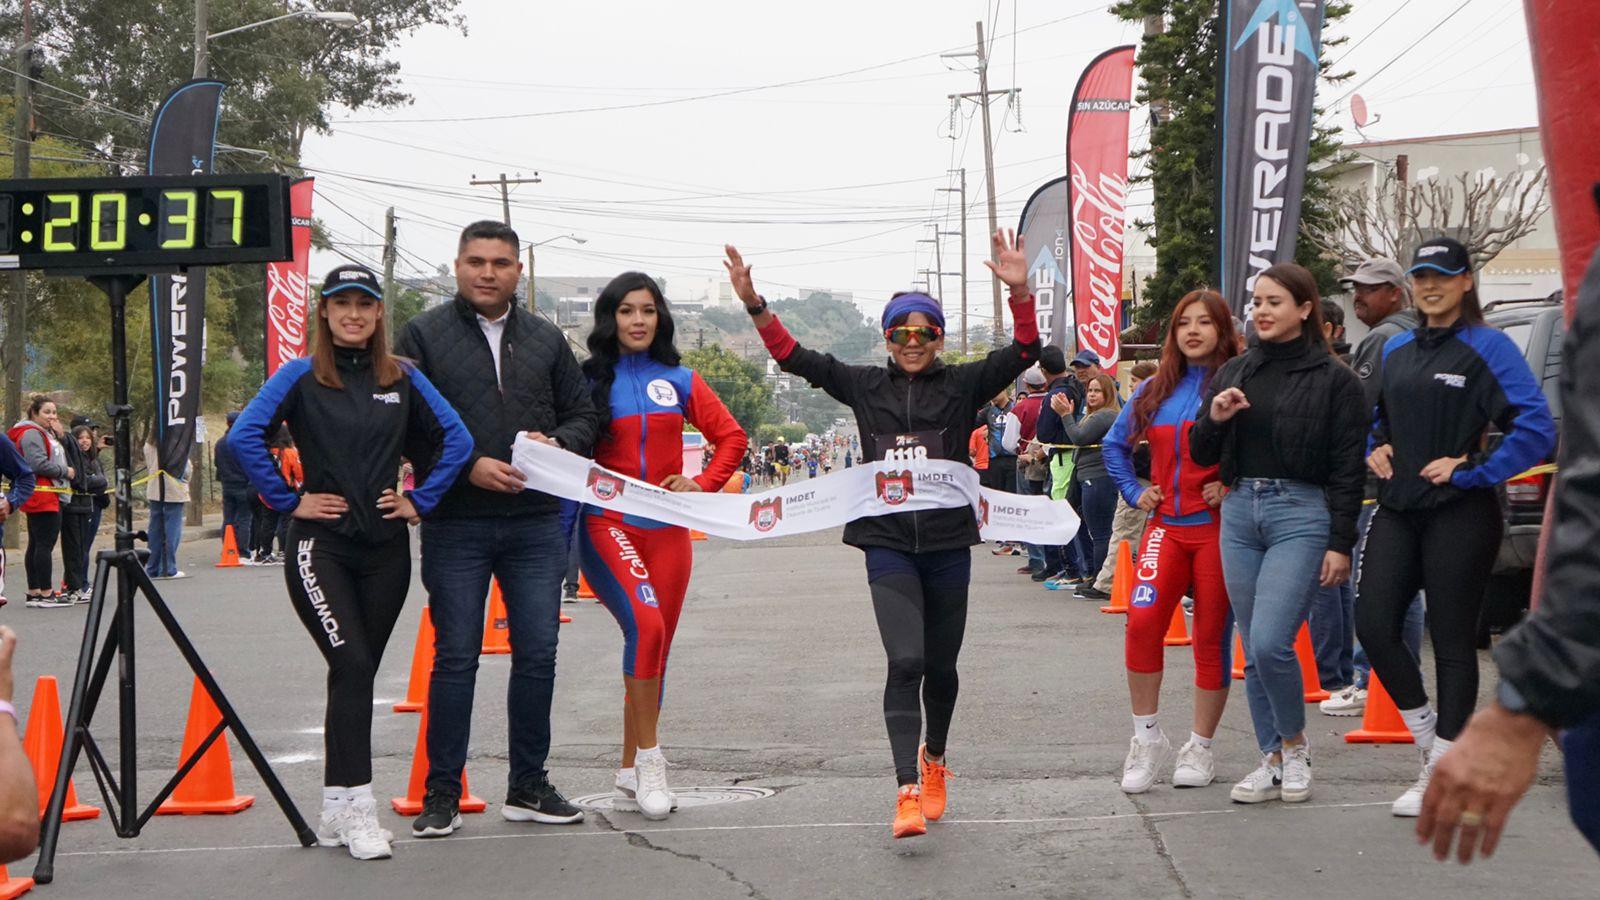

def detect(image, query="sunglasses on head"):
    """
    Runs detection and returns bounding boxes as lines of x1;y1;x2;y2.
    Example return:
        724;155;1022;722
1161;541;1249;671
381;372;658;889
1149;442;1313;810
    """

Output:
885;324;944;346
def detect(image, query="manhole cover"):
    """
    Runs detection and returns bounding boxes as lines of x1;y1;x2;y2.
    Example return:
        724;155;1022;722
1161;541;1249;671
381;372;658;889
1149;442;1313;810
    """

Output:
572;787;775;810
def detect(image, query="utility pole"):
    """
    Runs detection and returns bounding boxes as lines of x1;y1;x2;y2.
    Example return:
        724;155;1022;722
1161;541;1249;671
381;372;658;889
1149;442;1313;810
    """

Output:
936;168;969;353
526;247;538;315
6;39;36;433
193;0;209;76
945;25;1015;338
381;207;397;336
469;172;541;226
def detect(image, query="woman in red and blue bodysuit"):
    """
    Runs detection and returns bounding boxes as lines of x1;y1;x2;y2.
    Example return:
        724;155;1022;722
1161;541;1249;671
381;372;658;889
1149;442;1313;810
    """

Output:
579;271;747;822
1102;290;1239;796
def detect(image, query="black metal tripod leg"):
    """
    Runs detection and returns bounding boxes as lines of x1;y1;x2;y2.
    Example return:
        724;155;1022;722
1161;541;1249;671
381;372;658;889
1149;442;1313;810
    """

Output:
128;567;317;846
33;553;120;884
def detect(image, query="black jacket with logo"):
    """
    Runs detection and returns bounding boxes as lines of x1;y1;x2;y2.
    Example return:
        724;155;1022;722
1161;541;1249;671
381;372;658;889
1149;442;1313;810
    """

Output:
396;295;599;518
759;315;1039;553
1189;336;1367;554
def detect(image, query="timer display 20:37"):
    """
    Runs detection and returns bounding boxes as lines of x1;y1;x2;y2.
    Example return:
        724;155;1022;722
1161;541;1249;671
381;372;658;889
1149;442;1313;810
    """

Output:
0;174;292;271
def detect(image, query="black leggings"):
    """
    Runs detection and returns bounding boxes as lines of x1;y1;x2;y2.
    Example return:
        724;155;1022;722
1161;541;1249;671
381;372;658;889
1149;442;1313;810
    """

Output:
1354;489;1501;740
284;521;411;787
865;547;972;786
61;513;90;592
26;511;61;592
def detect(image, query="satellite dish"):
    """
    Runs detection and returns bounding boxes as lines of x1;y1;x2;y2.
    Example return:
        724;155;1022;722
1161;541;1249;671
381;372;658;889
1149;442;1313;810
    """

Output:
1351;94;1370;128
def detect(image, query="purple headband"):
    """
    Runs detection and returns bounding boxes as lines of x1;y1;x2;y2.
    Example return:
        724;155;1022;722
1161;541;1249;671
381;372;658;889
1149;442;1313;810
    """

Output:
881;293;946;331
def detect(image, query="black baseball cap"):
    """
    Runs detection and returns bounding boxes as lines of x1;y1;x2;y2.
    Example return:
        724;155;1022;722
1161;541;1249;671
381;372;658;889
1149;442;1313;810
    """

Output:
320;264;383;301
1407;237;1471;277
70;415;99;429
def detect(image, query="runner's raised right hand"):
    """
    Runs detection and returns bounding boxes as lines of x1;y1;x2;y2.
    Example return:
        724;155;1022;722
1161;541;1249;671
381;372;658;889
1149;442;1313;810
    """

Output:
723;245;759;306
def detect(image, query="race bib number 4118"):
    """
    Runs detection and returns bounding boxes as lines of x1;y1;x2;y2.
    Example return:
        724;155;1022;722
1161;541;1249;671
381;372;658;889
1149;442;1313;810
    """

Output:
873;430;944;464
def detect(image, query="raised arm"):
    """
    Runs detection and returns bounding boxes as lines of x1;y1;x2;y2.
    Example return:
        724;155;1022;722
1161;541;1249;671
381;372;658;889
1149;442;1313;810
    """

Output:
726;244;870;405
958;229;1043;402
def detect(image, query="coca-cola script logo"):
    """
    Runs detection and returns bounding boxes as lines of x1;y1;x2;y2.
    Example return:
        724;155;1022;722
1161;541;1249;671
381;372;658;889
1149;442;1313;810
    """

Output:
1070;160;1127;365
266;263;310;370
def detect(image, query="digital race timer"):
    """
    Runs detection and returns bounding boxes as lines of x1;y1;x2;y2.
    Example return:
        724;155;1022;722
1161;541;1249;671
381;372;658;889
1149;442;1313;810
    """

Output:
0;174;292;272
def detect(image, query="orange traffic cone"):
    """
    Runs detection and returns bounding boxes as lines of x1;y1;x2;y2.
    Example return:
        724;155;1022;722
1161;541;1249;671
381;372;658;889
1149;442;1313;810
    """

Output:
394;608;435;713
391;704;486;815
21;677;99;821
689;529;708;542
1100;541;1133;614
1295;624;1331;702
1163;604;1191;647
0;863;33;899
156;677;255;815
481;581;511;655
577;573;597;600
214;525;241;568
1231;631;1247;680
1345;674;1415;744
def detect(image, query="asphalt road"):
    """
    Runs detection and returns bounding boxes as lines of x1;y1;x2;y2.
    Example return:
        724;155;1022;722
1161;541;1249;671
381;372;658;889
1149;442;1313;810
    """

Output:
1;522;1593;899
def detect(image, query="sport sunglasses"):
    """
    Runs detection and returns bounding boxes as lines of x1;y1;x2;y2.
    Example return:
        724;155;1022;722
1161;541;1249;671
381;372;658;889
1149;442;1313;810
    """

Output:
885;324;944;346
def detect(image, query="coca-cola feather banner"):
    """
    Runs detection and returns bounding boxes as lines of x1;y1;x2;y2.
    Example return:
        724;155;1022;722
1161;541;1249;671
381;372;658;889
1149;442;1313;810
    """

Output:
264;177;314;377
1066;45;1136;365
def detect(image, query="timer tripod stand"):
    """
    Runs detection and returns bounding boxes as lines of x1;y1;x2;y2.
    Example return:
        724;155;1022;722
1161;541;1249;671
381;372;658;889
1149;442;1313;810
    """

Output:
32;272;314;884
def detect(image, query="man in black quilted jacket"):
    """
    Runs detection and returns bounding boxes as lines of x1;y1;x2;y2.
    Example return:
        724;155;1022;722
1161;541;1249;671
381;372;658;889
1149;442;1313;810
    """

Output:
395;220;599;838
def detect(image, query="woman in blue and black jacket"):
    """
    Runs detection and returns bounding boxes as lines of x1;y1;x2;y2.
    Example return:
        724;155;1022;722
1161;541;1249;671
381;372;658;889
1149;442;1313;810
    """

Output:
232;264;473;861
1356;237;1556;820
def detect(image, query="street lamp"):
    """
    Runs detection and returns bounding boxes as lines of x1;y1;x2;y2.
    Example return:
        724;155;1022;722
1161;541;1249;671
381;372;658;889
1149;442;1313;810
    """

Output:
526;234;587;318
195;5;361;77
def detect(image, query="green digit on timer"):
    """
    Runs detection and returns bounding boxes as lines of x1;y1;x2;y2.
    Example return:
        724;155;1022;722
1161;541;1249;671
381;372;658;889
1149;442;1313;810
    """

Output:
43;193;80;251
89;192;128;251
159;189;198;249
207;189;244;248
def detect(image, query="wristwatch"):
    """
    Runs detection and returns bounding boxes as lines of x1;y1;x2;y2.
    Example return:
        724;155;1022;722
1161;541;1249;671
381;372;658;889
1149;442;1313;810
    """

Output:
746;296;768;317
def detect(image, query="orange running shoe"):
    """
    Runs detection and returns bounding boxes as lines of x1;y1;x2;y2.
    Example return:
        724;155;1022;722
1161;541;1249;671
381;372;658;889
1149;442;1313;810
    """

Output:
918;745;949;821
892;785;926;839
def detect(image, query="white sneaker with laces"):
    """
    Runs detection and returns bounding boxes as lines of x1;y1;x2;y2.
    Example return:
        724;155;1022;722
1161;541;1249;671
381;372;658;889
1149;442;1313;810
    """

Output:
1230;757;1283;804
1120;733;1173;794
317;797;392;860
1281;744;1312;803
613;769;677;812
634;754;673;820
1319;685;1367;717
1392;748;1434;817
1172;740;1215;788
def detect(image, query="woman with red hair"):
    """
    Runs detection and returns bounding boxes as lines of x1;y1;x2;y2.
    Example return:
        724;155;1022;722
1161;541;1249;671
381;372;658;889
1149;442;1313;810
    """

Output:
1102;290;1239;794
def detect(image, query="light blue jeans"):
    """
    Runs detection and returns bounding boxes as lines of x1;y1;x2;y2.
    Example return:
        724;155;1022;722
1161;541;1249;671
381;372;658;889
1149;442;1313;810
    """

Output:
1220;479;1329;755
144;500;185;578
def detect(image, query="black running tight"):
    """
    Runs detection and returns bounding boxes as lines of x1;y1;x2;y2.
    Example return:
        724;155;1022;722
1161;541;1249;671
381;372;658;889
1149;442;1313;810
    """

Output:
25;510;61;592
865;547;971;786
284;521;411;787
1354;489;1501;740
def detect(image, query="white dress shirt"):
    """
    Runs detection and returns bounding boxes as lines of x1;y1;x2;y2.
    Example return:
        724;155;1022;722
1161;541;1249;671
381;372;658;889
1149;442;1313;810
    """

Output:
476;307;510;389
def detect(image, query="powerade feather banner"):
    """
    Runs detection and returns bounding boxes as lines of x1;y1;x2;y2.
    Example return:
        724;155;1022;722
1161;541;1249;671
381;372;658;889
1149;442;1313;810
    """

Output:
1217;0;1325;316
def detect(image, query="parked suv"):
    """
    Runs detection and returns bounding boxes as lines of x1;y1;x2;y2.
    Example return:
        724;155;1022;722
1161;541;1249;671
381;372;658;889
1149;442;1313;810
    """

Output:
1479;294;1564;639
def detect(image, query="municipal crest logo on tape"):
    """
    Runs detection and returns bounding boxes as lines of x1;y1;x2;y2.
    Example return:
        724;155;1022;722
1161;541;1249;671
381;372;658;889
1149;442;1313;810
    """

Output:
977;496;990;527
748;497;784;533
587;467;626;501
875;470;915;506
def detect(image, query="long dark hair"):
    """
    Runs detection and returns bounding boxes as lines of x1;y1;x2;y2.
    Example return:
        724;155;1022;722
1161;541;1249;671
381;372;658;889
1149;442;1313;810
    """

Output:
583;272;681;432
1257;263;1330;351
311;293;404;389
1130;290;1239;441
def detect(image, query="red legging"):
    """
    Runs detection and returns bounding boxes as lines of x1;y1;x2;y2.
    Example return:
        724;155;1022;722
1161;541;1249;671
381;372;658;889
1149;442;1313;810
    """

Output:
579;514;692;682
1124;518;1231;690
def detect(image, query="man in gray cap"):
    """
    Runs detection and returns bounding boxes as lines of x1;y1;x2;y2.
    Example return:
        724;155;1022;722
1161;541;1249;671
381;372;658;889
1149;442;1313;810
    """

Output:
1318;256;1424;717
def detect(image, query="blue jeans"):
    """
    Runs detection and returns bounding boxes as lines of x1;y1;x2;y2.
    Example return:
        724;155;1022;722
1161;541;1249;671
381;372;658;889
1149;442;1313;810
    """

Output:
1310;579;1355;690
1076;476;1118;578
144;500;185;577
1220;480;1329;755
1563;711;1600;856
1016;470;1058;573
422;513;567;796
221;486;254;552
1350;503;1424;689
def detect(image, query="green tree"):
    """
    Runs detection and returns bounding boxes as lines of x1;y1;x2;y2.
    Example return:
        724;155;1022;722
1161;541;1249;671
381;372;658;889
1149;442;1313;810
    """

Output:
681;345;775;435
1111;1;1351;327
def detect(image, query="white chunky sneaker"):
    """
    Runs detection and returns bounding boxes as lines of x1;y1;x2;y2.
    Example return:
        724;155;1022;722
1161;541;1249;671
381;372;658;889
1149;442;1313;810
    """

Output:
1120;733;1173;794
1392;749;1434;817
1319;685;1367;717
1281;744;1312;803
613;769;677;812
317;797;392;861
634;754;673;821
1230;757;1283;804
1171;740;1216;788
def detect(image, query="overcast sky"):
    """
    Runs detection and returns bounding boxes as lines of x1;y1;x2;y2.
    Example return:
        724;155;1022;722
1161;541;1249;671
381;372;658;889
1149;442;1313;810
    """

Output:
295;0;1539;323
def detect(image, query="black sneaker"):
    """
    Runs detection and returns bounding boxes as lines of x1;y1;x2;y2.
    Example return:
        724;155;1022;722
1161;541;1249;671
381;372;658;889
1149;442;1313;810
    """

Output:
411;790;462;838
502;777;584;824
1031;568;1063;583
